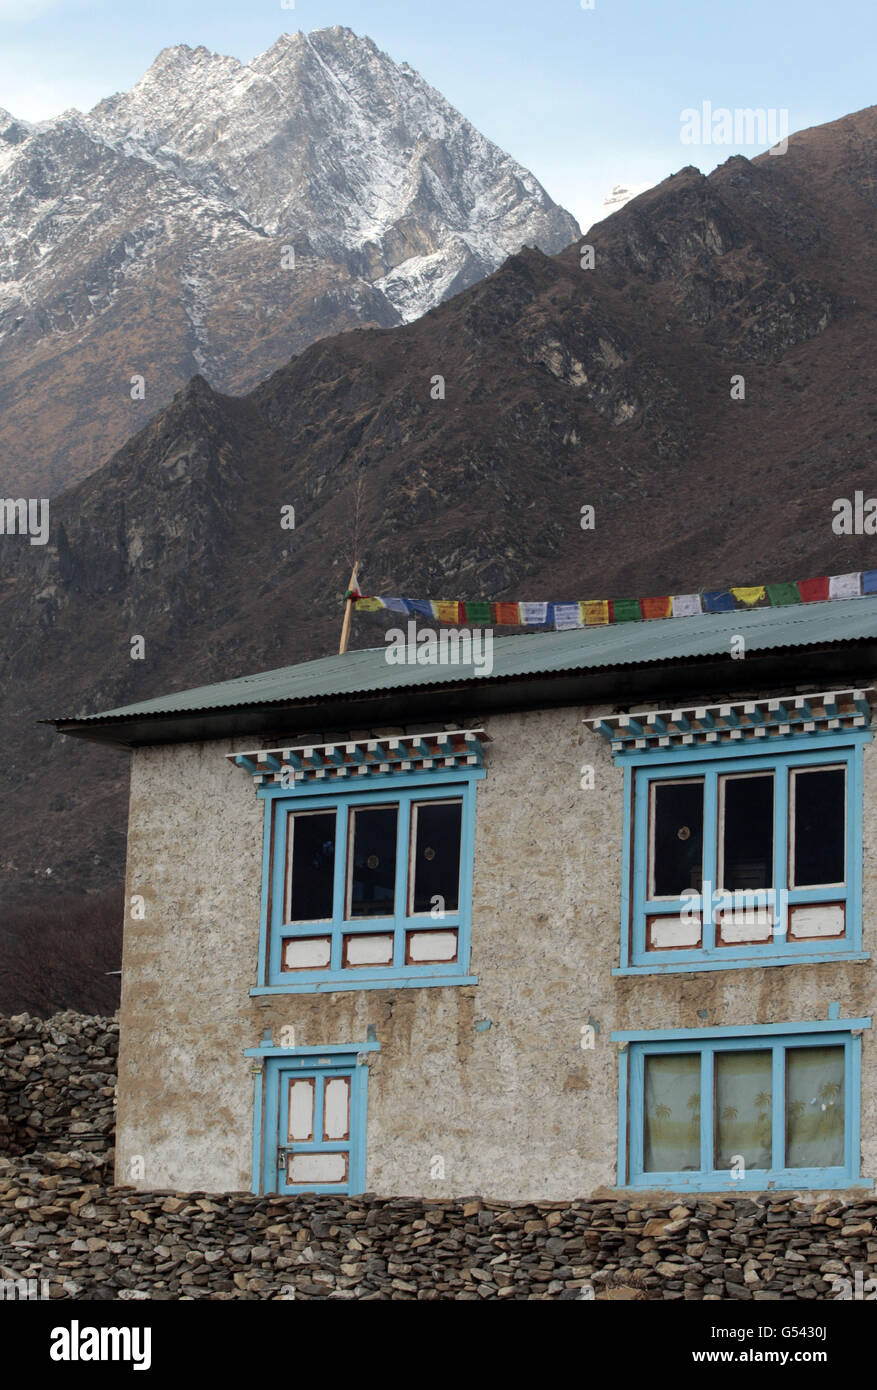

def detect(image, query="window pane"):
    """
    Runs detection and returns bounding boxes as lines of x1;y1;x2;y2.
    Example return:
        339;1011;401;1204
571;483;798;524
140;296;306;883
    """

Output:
643;1054;701;1171
287;812;336;921
652;781;704;896
348;806;398;917
714;1051;772;1170
411;800;462;913
786;1046;845;1168
721;774;773;890
792;768;845;886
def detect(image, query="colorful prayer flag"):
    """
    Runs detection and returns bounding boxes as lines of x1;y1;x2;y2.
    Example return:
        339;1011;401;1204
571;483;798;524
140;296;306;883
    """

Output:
435;600;463;623
672;593;702;617
829;572;861;600
520;602;549;625
463;601;492;624
765;582;800;606
494;602;522;625
351;570;875;635
553;603;582;629
797;577;830;603
731;585;766;607
583;600;610;625
702;590;735;613
641;595;672;620
612;599;642;622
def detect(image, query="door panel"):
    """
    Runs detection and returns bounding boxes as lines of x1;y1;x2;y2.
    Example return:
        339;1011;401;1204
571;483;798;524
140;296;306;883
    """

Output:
266;1061;364;1194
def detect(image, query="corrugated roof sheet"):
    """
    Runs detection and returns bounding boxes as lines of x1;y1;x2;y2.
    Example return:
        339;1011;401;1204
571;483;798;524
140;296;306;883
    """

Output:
54;594;877;726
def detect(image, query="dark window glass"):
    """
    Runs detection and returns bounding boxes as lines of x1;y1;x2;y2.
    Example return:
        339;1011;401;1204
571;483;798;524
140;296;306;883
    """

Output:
721;775;773;890
652;780;704;896
348;807;398;917
793;768;845;886
288;812;335;921
411;801;462;913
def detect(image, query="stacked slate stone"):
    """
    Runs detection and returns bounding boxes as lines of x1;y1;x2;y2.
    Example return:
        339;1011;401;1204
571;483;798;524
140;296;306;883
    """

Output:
0;1011;117;1169
2;1013;876;1299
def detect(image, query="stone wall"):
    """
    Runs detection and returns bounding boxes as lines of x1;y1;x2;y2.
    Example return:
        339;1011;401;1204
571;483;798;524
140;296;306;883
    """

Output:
4;1166;877;1301
0;1010;116;1165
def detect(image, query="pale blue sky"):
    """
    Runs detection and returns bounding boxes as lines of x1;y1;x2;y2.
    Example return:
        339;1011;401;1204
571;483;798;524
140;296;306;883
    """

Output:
1;0;875;228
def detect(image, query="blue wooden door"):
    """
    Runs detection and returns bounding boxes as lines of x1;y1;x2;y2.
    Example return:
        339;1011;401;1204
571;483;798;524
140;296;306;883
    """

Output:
264;1057;367;1194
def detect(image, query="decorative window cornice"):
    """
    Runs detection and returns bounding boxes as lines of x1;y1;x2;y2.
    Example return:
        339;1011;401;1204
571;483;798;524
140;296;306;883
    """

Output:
586;688;873;754
229;728;490;786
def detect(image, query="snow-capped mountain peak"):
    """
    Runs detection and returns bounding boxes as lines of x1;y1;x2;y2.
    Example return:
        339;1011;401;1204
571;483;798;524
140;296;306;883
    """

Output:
0;27;579;495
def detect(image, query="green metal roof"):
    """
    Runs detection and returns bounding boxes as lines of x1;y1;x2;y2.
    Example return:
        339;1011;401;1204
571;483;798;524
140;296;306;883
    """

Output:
53;594;877;733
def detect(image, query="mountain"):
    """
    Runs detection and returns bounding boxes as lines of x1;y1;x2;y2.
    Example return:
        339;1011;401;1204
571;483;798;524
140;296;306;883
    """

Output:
0;27;579;497
3;103;877;916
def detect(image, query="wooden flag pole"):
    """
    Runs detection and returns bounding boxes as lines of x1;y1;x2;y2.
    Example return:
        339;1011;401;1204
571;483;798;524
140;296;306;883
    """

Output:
339;562;359;655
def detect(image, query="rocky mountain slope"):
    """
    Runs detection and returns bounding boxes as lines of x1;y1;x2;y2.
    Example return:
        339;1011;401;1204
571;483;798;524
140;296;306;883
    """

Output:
3;103;877;914
0;27;579;497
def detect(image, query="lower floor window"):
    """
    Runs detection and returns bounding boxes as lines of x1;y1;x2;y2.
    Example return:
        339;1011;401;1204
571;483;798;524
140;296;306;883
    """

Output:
616;1022;867;1190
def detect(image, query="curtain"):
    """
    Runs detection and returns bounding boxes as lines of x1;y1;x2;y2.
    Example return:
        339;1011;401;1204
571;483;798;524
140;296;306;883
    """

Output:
644;1054;700;1171
715;1050;772;1170
786;1046;845;1167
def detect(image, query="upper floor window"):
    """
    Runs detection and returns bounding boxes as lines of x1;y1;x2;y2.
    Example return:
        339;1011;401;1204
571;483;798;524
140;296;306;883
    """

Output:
588;690;872;975
231;730;486;993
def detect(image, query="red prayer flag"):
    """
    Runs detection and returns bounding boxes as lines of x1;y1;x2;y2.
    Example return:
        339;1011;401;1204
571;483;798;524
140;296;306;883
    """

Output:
797;576;830;603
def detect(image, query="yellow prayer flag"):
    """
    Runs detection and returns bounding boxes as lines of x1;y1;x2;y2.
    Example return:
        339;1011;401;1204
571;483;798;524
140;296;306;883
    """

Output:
731;586;766;606
435;600;461;623
583;600;610;626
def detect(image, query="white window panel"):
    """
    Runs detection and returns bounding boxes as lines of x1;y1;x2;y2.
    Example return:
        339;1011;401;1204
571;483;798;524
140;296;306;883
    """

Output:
323;1078;350;1140
288;1080;314;1141
282;937;331;970
406;930;458;962
288;1152;348;1184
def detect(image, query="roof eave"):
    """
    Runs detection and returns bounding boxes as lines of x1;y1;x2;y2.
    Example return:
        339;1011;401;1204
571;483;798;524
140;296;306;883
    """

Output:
46;634;877;751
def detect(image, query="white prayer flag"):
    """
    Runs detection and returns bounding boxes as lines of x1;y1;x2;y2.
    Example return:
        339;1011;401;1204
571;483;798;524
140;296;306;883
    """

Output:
829;572;861;600
520;602;549;625
553;603;582;629
672;593;703;617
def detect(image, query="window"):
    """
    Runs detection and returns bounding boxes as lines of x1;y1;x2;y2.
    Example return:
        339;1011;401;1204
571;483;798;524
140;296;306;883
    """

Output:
622;739;865;973
614;1021;868;1191
255;779;479;991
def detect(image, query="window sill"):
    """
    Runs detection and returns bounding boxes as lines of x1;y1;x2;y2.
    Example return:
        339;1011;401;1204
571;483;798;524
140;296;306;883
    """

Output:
615;950;869;977
251;973;478;996
621;1174;872;1193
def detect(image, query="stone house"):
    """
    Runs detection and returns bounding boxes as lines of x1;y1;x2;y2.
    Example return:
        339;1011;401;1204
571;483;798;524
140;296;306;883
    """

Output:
54;594;877;1201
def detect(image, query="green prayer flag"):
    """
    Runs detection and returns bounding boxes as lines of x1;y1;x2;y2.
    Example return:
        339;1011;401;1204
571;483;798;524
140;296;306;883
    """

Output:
463;601;492;624
612;598;642;623
765;582;801;606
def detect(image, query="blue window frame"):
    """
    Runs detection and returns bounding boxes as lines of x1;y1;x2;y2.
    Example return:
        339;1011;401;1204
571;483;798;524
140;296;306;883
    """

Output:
616;733;869;975
252;769;482;994
246;1044;377;1195
613;1018;870;1191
